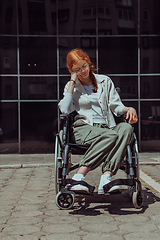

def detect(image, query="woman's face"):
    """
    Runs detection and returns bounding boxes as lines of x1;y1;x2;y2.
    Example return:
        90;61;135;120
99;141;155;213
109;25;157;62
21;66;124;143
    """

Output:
72;60;90;80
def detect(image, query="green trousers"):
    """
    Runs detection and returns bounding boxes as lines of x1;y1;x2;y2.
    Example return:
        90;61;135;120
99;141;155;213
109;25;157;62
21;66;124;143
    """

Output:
72;119;133;175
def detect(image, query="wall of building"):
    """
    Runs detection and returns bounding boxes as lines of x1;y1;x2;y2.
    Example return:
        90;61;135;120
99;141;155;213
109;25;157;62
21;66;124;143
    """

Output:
0;0;160;153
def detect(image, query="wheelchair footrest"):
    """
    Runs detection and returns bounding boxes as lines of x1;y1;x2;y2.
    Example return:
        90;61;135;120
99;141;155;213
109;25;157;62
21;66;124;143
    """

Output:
65;178;95;194
103;178;136;194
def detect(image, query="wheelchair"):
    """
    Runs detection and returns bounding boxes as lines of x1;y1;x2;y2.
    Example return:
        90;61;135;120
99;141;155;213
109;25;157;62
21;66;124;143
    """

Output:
54;111;143;210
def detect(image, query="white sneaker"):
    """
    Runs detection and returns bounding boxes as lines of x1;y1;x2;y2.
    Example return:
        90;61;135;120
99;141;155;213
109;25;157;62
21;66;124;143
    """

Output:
67;174;89;193
98;174;120;194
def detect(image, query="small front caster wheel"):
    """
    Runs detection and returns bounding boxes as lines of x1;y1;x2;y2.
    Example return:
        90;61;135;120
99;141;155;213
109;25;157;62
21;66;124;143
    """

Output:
56;192;75;210
132;191;143;209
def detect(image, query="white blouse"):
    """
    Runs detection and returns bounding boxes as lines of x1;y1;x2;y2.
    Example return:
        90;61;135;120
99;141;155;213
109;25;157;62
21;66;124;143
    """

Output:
60;84;107;124
83;85;107;124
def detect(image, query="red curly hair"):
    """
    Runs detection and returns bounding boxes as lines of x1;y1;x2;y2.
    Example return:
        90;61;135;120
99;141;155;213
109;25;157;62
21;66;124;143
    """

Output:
66;48;98;93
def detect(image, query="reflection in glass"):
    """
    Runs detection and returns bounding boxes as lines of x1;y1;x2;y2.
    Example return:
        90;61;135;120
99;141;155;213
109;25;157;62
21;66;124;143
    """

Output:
140;0;160;34
141;101;160;151
58;0;96;35
0;37;17;74
0;0;17;34
18;0;56;35
19;37;57;74
21;102;57;153
20;77;57;100
0;77;18;100
59;38;96;74
141;76;160;99
81;35;96;49
0;103;18;153
111;76;138;99
98;0;138;35
99;37;138;74
141;37;160;74
0;0;160;154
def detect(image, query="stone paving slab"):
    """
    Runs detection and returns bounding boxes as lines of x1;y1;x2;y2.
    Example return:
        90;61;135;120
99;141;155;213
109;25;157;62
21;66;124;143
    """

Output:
0;154;54;167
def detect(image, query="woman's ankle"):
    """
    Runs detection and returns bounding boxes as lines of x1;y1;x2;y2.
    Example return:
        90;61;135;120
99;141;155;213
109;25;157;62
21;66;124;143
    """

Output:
77;166;91;176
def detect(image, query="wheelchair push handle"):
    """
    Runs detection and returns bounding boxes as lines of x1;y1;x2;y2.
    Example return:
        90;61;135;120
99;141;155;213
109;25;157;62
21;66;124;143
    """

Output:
60;113;69;120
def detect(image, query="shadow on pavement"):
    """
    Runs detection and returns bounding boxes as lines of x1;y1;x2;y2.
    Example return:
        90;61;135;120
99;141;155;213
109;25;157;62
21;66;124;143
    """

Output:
68;189;160;216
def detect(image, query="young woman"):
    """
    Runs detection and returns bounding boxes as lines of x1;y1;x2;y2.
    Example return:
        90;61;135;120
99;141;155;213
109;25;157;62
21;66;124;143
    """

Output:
58;48;138;194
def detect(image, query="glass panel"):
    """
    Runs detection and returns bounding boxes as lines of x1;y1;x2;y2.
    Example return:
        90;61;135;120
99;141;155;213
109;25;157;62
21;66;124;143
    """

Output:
140;76;160;99
21;102;58;153
18;0;56;35
19;37;57;74
59;38;96;74
0;103;18;154
0;77;18;100
111;76;138;99
59;76;70;100
0;37;17;74
58;0;96;35
0;0;17;34
122;101;138;114
20;76;57;100
141;36;160;74
140;0;160;34
98;0;138;35
141;101;160;151
99;37;138;74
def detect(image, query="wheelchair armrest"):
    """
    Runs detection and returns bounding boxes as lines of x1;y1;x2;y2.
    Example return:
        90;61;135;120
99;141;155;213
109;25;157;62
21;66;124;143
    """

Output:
115;113;127;124
60;111;78;122
123;113;127;122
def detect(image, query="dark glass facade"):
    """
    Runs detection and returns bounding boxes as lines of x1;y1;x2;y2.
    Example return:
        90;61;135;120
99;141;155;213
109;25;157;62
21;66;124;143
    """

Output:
0;0;160;153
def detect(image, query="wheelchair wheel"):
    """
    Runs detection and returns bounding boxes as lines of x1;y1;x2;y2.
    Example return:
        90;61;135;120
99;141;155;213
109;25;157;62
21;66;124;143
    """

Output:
56;192;75;210
55;134;62;194
132;191;143;209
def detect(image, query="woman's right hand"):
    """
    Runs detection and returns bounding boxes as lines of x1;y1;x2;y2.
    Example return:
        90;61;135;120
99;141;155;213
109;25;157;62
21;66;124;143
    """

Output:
71;72;77;82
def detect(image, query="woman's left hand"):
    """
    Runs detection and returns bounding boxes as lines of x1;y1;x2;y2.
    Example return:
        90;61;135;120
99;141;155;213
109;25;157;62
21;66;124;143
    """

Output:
126;107;138;124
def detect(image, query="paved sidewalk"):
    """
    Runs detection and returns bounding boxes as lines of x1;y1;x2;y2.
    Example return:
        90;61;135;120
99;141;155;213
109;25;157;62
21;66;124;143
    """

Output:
0;153;160;239
0;152;160;168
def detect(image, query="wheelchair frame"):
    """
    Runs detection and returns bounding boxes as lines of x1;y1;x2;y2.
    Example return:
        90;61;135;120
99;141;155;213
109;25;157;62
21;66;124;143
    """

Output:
55;112;143;210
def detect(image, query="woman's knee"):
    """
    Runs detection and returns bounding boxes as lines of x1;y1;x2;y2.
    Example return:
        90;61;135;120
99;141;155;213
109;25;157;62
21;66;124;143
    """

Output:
125;123;133;135
118;122;133;134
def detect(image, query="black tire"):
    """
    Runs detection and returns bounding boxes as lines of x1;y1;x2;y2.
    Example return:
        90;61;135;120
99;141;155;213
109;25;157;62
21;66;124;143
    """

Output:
132;191;143;209
55;134;62;194
56;192;75;210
